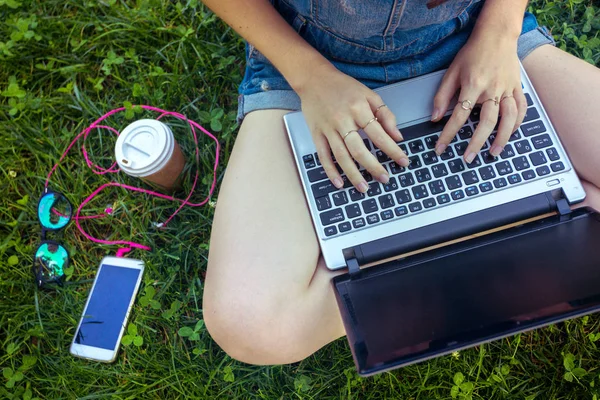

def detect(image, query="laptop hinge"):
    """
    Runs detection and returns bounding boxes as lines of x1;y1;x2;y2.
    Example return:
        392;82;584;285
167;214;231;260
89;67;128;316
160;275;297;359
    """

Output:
347;257;361;277
556;198;571;216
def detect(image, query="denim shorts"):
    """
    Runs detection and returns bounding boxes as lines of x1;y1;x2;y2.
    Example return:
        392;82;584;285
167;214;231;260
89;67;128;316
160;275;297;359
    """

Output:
237;0;556;122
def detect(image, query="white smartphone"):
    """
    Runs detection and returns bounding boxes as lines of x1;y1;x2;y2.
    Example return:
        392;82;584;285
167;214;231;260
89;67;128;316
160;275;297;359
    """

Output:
70;256;144;362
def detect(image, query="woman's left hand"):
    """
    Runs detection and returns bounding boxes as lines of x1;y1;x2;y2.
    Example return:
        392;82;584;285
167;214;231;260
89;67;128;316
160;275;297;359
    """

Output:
431;27;527;163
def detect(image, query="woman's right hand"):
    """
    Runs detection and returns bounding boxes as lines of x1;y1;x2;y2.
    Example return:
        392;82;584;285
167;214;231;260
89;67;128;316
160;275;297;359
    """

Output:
297;63;410;193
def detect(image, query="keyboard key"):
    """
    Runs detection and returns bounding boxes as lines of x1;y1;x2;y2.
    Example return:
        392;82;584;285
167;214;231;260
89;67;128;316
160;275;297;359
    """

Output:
395;206;408;216
428;180;446;195
362;199;378;214
345;203;362;218
314;152;321;166
395;189;412;204
311;181;337;198
509;130;521;141
367;214;380;225
399;143;408;154
522;169;536;180
422;151;439;165
361;170;373;182
423;198;436;208
531;134;553;149
412;184;429;200
389;161;406;175
408;156;422;170
381;210;394;220
437;193;451;204
341;175;352;188
465;186;479;197
332;191;348;206
303;154;316;169
515;140;532;154
315;196;332;211
513;156;530;171
500;144;515;159
546;147;560;161
415;168;432;183
367;182;381;197
466;155;482;168
431;164;449;178
525;93;533;106
551;161;565;172
479;166;496;181
383;177;399;192
448;159;465;173
470;107;481;122
339;222;352;232
507;174;522;184
363;139;371;151
479;182;493;192
521;120;546;137
451;189;465;200
425;135;438;149
320;208;344;226
481;150;498;164
376;150;390;163
399;173;415;187
409;202;422;212
445;175;463;190
307;167;328;182
493;177;508;188
523;107;540;123
455;142;468;156
530;151;547;166
378;194;395;209
495;161;513;176
462;171;479;185
458;126;473;140
324;226;337;237
352;218;366;229
440;146;456;160
536;165;551;176
409;140;425;154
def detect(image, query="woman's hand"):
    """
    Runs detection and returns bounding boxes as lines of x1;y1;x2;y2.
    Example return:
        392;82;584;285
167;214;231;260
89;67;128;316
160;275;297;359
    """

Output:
431;26;527;163
297;63;410;193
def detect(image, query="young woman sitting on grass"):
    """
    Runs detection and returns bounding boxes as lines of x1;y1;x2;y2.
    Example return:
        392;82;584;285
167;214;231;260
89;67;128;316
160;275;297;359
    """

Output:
202;0;600;364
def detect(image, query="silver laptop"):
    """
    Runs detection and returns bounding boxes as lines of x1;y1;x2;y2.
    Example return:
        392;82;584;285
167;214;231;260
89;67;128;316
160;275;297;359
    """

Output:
284;65;586;271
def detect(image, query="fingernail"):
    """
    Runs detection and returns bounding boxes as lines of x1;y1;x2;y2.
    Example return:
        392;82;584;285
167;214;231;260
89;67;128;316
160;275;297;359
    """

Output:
431;107;441;121
333;177;344;189
396;128;404;140
399;158;410;167
378;173;389;184
490;145;504;157
358;182;369;193
435;143;446;155
465;152;476;164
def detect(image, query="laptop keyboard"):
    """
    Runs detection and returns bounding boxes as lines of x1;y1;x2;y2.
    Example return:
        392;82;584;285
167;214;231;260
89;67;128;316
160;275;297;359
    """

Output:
302;93;569;239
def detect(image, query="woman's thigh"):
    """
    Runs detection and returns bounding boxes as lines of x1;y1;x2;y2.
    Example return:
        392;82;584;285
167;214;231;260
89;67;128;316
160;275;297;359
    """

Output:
204;109;345;364
523;44;600;191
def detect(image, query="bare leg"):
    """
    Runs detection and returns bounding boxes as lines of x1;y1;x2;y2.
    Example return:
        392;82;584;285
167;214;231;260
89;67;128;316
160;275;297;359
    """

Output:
523;45;600;205
204;110;345;365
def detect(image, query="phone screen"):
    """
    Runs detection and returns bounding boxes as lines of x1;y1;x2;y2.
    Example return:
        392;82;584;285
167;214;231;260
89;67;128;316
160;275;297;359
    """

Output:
74;264;142;350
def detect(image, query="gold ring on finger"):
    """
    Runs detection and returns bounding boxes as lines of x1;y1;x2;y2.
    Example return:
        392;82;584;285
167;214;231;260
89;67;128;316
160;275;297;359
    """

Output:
361;117;378;130
482;96;500;106
374;104;387;116
459;99;473;111
342;129;358;140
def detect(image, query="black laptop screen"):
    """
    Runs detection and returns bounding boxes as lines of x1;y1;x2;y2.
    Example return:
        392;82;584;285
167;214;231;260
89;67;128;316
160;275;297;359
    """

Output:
337;211;600;374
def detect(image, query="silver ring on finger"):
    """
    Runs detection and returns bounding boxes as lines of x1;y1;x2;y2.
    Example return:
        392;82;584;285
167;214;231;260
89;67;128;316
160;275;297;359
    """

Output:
459;99;473;111
361;116;378;130
342;129;359;141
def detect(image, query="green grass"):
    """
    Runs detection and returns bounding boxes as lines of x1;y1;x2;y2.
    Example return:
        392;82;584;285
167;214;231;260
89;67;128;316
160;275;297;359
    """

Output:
1;0;600;398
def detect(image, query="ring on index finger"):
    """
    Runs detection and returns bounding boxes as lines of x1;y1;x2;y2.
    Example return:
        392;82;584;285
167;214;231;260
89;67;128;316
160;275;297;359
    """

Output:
459;99;473;111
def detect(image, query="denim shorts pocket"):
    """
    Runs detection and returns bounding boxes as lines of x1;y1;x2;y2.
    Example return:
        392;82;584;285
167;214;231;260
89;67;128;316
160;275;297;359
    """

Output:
397;0;478;31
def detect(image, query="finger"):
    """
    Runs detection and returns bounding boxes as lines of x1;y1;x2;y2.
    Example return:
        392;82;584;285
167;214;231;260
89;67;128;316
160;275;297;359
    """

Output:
328;133;368;192
436;87;480;155
362;117;410;168
464;99;499;163
512;87;527;133
432;68;460;122
314;133;344;189
343;130;389;184
367;93;402;142
491;96;518;156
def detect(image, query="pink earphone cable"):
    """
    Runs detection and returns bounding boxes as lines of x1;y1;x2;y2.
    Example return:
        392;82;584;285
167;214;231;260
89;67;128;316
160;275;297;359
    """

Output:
45;105;220;255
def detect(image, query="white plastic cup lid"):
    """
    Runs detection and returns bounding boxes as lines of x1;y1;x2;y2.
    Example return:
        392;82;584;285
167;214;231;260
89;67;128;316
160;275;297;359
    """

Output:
115;119;175;177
